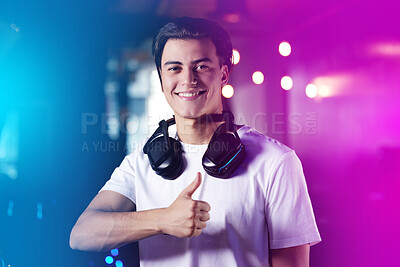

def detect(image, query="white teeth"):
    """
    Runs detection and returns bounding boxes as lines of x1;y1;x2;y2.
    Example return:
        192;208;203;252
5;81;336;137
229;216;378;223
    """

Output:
178;92;200;97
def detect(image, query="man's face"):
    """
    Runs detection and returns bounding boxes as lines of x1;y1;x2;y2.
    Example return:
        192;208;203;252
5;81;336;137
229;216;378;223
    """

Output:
160;38;229;120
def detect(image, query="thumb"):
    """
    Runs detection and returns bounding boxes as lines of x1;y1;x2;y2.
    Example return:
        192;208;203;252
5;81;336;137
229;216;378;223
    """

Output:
180;172;202;198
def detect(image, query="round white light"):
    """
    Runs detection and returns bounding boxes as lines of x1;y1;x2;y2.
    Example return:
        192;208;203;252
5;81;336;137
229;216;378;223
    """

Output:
306;84;318;98
252;71;264;85
222;85;234;98
281;76;293;90
279;41;291;57
232;49;240;65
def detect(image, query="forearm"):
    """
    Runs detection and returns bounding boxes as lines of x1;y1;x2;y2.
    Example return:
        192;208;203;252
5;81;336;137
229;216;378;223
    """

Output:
70;175;210;251
70;208;166;252
269;244;310;267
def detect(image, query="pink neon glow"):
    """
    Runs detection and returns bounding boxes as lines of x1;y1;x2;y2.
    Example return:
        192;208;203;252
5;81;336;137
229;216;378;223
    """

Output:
369;42;400;57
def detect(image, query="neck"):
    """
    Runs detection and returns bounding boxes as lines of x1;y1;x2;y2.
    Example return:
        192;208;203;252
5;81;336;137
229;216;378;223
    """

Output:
175;114;225;145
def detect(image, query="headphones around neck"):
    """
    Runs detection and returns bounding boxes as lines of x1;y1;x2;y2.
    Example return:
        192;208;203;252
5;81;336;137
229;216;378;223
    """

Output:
143;111;246;180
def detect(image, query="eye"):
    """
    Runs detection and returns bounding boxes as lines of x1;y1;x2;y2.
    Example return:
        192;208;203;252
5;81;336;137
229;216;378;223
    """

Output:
168;66;181;72
195;65;210;71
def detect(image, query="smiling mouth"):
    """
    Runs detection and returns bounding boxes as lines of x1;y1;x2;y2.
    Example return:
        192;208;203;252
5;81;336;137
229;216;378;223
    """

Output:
175;91;206;97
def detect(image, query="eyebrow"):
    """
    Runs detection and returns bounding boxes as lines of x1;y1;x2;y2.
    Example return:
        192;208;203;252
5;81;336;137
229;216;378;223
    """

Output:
164;57;213;66
192;57;212;64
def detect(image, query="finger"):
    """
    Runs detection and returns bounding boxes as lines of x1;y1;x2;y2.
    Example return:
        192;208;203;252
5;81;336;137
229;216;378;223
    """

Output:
190;228;202;238
180;172;202;198
195;220;206;230
197;211;210;222
196;200;211;212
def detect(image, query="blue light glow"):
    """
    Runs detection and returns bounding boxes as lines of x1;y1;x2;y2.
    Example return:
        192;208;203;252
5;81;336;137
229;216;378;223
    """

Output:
105;256;114;264
7;200;14;217
218;146;242;173
111;248;119;256
0;111;19;180
115;260;123;267
37;202;43;220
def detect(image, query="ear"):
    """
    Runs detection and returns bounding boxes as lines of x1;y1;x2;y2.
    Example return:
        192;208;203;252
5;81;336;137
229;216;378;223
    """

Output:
220;65;229;87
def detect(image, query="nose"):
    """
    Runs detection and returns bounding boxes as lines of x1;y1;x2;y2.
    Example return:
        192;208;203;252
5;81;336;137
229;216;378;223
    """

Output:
181;68;198;87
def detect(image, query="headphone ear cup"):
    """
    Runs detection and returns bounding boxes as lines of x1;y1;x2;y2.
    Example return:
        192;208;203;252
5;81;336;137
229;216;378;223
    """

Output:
159;137;183;180
143;135;183;180
202;123;245;178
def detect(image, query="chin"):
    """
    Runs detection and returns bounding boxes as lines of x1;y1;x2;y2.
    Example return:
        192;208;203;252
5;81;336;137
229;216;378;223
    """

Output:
180;112;203;120
179;109;223;121
175;108;204;120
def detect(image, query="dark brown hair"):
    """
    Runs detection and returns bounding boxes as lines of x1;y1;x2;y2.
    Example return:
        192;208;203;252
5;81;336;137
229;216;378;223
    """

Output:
152;17;233;80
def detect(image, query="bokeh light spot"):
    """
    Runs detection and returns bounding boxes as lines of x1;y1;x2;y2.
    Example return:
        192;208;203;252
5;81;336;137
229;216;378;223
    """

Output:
281;76;293;90
222;85;234;98
252;71;264;85
306;84;318;98
279;41;291;56
111;248;119;257
105;256;114;265
232;49;240;65
223;13;241;23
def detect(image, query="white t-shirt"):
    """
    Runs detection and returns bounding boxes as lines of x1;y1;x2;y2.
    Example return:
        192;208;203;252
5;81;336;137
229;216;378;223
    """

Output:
101;126;321;266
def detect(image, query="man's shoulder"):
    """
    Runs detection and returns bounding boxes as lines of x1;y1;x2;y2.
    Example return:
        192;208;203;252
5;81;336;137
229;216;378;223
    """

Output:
237;125;293;157
124;137;150;162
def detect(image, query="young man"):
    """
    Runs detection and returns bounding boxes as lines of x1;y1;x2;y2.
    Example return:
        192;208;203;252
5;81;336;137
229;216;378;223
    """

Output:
70;17;321;266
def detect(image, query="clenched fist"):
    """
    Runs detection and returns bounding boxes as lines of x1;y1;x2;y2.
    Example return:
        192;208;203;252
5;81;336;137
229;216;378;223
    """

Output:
160;172;211;238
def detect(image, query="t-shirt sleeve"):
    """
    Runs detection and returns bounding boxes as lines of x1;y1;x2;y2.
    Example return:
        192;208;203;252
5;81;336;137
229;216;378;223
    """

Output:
99;154;136;204
265;151;321;249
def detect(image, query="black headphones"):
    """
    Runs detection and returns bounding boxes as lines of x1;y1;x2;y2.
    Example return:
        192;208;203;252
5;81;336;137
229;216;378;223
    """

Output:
143;111;246;180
